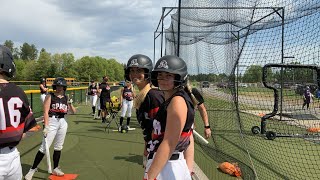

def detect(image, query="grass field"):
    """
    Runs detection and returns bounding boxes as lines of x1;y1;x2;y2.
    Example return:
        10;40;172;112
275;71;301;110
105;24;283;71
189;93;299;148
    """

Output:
17;86;320;179
196;93;320;180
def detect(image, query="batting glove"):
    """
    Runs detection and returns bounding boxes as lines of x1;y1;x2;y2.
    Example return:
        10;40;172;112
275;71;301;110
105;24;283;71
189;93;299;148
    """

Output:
43;126;49;137
68;99;73;104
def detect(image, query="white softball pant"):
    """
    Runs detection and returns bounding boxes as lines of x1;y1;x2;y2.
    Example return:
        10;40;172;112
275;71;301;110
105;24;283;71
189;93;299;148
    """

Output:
0;147;22;180
39;116;68;153
120;99;133;117
145;152;191;180
40;94;46;104
96;97;100;110
90;95;98;107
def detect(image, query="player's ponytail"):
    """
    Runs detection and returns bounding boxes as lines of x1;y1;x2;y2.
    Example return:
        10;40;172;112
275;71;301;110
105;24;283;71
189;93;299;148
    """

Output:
184;81;199;107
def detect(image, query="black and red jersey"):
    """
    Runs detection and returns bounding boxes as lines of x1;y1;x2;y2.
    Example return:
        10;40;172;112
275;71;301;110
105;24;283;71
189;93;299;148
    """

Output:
149;90;195;153
0;83;36;148
99;82;111;99
48;93;69;117
136;88;164;142
40;84;48;94
88;84;98;95
122;87;134;101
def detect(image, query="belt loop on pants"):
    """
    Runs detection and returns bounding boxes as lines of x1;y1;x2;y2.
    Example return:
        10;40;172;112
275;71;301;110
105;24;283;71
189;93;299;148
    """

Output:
147;152;183;161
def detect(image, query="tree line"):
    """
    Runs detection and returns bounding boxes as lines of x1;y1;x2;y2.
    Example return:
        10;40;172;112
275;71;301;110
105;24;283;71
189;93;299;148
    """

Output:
189;63;314;84
4;40;314;84
3;40;125;82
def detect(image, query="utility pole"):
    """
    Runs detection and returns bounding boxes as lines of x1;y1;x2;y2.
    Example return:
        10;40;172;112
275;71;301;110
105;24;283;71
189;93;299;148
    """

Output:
177;0;181;56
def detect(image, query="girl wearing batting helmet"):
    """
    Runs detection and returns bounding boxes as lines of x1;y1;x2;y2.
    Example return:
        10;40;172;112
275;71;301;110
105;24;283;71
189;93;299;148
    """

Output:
39;77;48;103
144;55;195;180
25;77;76;180
125;54;165;168
0;45;37;180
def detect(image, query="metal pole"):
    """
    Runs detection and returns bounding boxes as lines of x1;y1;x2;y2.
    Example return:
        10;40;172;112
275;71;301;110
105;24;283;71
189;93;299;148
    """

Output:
160;7;165;57
177;0;181;56
153;32;156;64
280;7;285;118
237;31;240;100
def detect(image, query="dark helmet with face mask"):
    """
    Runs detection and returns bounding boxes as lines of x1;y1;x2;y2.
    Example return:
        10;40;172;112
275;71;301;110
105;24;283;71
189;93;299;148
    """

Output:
52;77;67;91
0;45;16;78
124;54;153;81
151;55;188;88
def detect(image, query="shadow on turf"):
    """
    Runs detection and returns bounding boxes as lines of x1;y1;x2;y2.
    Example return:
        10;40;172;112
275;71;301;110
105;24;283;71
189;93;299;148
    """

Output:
67;132;144;145
113;153;143;166
73;120;99;124
22;164;47;180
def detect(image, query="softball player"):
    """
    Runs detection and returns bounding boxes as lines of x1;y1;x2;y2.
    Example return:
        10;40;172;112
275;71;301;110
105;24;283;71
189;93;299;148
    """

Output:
88;80;98;116
98;76;111;123
0;45;37;180
25;77;76;180
119;81;134;130
125;54;164;168
39;77;48;103
144;55;195;180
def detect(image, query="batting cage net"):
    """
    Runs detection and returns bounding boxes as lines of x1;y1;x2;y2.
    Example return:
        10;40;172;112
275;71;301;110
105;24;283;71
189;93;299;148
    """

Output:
155;0;320;179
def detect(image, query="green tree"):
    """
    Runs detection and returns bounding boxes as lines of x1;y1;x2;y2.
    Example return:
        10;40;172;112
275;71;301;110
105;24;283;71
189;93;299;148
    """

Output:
243;65;263;83
20;43;38;60
3;40;14;52
34;49;52;79
12;59;26;80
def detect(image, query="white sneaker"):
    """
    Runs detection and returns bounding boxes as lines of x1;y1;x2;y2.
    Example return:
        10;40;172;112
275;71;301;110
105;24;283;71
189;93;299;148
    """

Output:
106;114;110;119
118;126;122;132
53;167;64;176
25;168;37;180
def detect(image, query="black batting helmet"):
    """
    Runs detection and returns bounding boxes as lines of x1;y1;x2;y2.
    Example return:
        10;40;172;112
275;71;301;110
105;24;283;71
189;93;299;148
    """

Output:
52;77;67;91
151;55;188;88
0;45;16;78
40;77;46;83
124;54;153;81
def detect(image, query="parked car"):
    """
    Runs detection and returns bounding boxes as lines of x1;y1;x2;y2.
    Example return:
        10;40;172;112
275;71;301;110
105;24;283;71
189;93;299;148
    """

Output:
217;82;227;88
239;83;248;88
201;81;210;88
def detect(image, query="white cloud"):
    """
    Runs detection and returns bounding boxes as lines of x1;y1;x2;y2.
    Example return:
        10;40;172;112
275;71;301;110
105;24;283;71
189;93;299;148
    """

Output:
0;0;177;64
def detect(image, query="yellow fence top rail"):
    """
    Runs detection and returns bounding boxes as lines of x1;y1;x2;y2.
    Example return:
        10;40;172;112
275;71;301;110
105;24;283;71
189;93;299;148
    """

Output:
24;87;88;94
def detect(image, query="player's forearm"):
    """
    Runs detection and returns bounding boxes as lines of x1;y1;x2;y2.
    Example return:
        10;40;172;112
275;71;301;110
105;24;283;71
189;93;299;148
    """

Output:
199;106;209;126
68;104;76;114
184;134;194;173
43;114;49;126
147;140;174;179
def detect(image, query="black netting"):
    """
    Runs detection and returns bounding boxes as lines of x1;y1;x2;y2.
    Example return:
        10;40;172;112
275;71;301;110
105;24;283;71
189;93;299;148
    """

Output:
155;1;320;179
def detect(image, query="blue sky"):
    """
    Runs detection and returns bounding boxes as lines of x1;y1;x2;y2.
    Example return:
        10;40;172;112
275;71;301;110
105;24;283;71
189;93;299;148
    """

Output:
0;0;177;64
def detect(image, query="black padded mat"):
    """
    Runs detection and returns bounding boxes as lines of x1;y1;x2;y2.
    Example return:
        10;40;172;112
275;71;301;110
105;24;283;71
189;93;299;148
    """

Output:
280;113;320;120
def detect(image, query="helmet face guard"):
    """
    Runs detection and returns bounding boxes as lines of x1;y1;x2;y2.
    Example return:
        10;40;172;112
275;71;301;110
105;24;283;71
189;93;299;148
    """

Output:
125;54;153;81
52;77;67;91
0;45;16;78
151;55;188;88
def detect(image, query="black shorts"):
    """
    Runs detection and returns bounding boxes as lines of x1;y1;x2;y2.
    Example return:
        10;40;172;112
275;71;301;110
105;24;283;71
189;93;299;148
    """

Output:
100;97;111;110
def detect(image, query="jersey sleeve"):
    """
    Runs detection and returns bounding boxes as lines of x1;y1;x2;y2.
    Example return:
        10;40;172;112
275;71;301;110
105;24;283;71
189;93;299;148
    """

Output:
192;88;204;105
